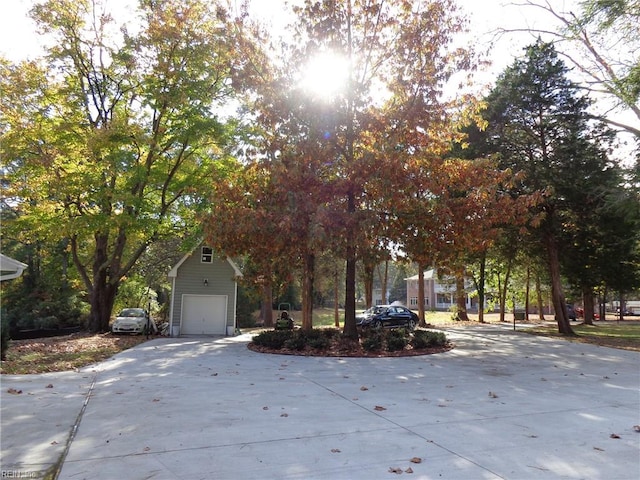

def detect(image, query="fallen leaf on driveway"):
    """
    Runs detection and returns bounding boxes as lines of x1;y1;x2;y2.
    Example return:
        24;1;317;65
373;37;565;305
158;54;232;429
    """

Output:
46;384;54;388
488;391;498;398
388;467;402;474
360;386;369;391
405;467;414;473
610;433;621;439
280;413;288;417
331;449;341;453
374;405;386;411
262;406;269;410
143;447;150;452
410;457;422;464
7;388;22;395
633;425;640;432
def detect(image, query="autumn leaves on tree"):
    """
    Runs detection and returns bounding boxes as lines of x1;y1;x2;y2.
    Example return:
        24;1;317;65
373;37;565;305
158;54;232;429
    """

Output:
3;0;636;338
204;0;526;336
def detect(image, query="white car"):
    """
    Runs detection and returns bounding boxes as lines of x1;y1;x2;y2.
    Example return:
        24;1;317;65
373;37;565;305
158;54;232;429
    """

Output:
112;308;157;335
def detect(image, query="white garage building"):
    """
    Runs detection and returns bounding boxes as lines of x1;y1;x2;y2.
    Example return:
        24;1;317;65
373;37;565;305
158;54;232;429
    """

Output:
168;244;242;337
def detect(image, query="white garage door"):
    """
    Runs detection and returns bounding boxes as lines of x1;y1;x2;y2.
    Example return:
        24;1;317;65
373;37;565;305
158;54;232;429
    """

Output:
181;295;227;335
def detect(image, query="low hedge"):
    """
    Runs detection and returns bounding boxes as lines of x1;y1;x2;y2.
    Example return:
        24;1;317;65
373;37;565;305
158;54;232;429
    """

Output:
252;327;448;354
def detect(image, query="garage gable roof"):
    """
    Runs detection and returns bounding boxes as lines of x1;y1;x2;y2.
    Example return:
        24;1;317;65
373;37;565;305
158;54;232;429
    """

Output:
168;248;242;279
0;253;27;281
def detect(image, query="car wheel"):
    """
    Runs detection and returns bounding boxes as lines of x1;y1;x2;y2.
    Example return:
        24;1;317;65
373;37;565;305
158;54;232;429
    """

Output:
373;320;383;329
407;319;416;331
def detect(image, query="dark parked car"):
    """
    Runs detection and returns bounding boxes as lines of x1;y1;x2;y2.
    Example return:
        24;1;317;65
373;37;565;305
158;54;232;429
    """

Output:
566;304;577;321
356;305;418;330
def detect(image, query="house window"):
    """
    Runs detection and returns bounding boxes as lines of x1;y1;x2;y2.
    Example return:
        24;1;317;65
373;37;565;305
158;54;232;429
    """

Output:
437;293;452;305
201;247;213;263
410;297;418;306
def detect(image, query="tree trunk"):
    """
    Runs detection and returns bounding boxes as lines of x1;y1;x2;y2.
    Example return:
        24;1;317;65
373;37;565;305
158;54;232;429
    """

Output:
525;266;531;322
88;276;118;333
86;233;119;333
301;252;315;331
498;258;512;323
378;260;389;305
363;259;374;309
582;285;594;325
545;234;574;335
477;253;486;323
618;294;625;321
497;273;504;322
334;266;340;327
455;272;469;321
344;249;358;339
418;265;426;327
261;280;273;328
535;273;545;321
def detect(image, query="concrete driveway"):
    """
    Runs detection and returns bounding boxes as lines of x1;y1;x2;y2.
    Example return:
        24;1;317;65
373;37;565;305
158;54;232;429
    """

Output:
2;325;639;479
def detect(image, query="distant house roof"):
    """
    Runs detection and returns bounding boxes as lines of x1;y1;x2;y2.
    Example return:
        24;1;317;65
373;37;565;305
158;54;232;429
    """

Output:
404;269;436;281
0;253;27;281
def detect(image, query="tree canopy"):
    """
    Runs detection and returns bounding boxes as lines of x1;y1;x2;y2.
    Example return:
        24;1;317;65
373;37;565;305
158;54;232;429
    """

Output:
1;0;254;332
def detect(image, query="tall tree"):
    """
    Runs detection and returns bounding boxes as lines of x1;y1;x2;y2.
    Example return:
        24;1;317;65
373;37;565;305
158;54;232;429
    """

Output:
0;0;251;332
484;40;617;334
208;0;477;339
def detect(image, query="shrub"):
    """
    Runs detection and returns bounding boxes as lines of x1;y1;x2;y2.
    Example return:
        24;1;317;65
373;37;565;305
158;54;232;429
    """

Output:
411;329;447;348
361;331;383;352
1;315;10;360
304;329;332;349
252;330;293;349
386;329;409;352
284;332;307;351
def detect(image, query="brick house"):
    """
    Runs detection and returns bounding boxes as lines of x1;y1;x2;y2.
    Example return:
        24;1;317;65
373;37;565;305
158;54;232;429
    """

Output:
405;269;477;311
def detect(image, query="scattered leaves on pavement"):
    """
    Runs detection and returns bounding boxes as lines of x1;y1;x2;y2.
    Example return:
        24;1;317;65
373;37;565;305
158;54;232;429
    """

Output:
374;405;387;411
7;388;22;395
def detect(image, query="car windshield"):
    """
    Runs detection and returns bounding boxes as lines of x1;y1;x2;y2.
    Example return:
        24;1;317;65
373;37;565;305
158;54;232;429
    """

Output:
119;309;145;317
364;306;387;315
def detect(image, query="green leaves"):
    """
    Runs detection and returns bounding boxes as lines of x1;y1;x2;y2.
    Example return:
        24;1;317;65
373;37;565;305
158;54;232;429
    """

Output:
1;0;250;331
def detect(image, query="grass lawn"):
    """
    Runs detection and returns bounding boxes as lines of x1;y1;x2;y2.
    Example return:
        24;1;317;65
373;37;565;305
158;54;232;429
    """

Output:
310;308;640;352
525;322;640;352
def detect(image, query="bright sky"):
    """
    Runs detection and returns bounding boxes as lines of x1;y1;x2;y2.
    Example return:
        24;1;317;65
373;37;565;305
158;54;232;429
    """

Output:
0;0;575;71
6;1;634;159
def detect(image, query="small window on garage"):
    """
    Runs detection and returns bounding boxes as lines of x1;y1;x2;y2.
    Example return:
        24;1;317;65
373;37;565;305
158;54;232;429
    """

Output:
201;247;213;263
